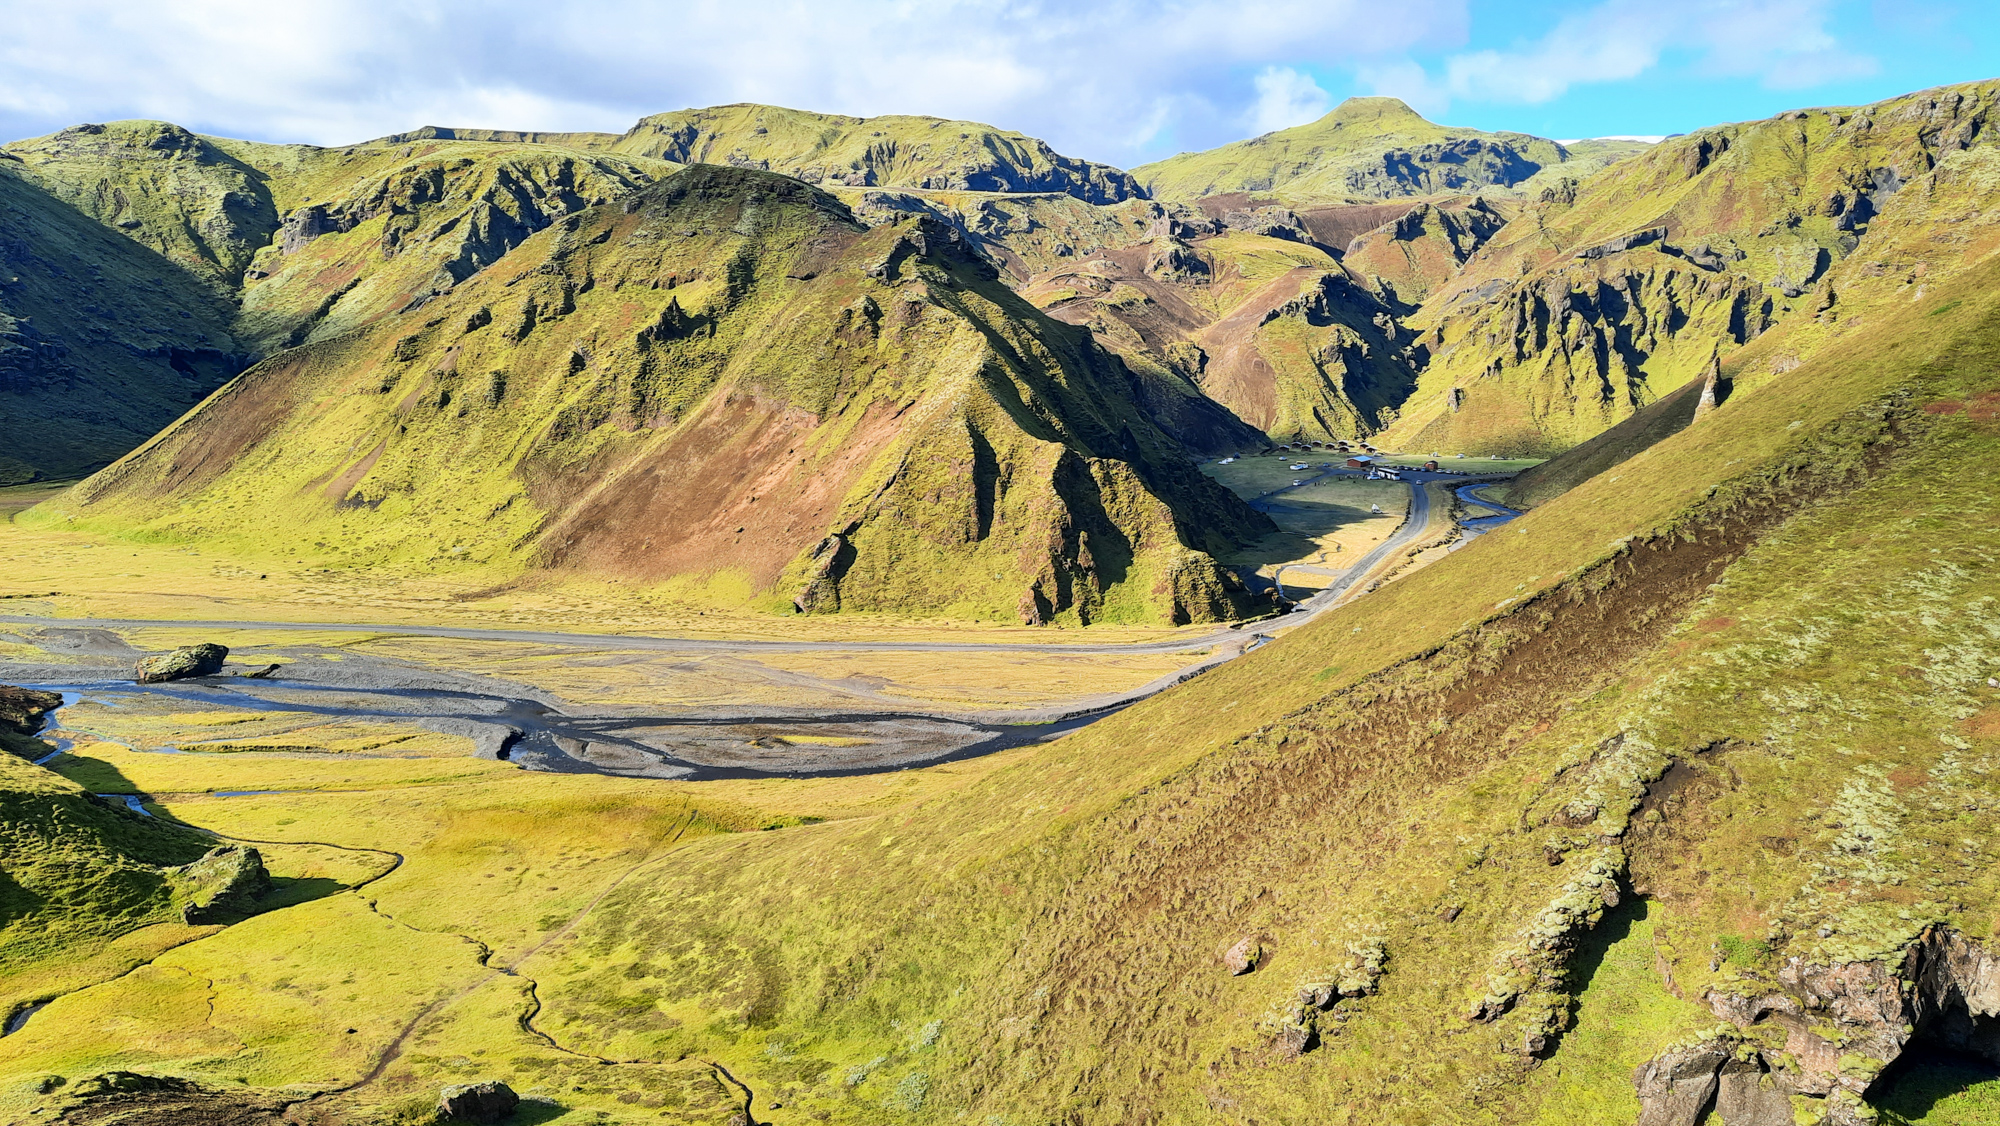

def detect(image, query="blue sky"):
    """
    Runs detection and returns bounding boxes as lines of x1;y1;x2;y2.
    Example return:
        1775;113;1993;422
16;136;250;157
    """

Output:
1;0;1994;166
1306;0;1999;144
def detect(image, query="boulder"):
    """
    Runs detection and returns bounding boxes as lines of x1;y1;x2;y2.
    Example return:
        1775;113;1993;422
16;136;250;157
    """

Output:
175;846;271;924
1223;935;1262;975
0;685;62;734
134;643;228;684
1633;1041;1731;1126
439;1079;519;1123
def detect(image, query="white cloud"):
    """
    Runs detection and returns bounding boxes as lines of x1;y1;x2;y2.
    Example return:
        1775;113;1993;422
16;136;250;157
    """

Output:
0;0;1470;165
1356;59;1453;118
1247;67;1332;134
1389;0;1879;111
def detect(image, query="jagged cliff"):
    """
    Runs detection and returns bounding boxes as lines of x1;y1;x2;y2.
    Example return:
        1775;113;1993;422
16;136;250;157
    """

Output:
1379;81;2000;456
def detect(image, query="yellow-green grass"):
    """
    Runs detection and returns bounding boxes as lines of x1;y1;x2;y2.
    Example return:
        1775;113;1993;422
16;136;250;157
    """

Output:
0;513;1194;647
0;690;1034;1123
1519;902;1717;1125
1369;454;1543;472
321;230;2000;1124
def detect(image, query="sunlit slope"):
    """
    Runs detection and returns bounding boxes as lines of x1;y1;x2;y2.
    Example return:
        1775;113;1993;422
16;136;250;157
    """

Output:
515;250;2000;1123
0;750;235;1015
613;102;1143;203
2;120;283;292
1134;97;1572;203
1380;80;2000;456
1023;229;1420;443
223;141;674;352
0;163;247;481
38;165;1269;625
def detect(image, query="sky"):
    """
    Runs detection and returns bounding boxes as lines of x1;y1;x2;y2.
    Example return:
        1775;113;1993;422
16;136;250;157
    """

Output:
1;0;1995;167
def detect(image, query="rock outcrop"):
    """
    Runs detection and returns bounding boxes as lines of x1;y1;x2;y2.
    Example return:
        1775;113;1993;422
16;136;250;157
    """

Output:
1223;935;1262;975
0;685;61;735
174;845;270;924
134;643;228;684
1631;927;2000;1125
439;1079;520;1123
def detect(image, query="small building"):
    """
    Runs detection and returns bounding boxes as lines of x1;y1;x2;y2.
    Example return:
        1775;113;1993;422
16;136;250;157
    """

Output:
1423;460;1439;471
1346;456;1373;469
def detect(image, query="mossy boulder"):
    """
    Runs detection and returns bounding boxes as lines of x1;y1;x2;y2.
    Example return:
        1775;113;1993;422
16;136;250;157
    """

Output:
0;685;61;735
172;845;270;924
438;1079;519;1123
133;644;227;684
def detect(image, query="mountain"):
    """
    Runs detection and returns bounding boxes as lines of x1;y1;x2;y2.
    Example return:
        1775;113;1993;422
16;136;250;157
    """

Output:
0;151;247;481
495;214;2000;1126
0;121;675;480
611;103;1144;203
1134;97;1580;203
1377;80;2000;456
40;165;1269;625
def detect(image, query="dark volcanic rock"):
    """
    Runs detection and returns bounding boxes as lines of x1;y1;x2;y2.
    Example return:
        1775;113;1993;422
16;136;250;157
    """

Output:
134;643;228;684
1633;1041;1730;1126
1634;928;2000;1125
0;684;62;734
439;1079;520;1123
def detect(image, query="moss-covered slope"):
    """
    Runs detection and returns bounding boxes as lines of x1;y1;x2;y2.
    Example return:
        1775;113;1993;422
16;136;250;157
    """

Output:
1379;81;2000;457
0;161;248;481
0;123;678;480
39;165;1269;625
1134;97;1578;204
496;211;2000;1126
227;141;673;353
613;103;1143;203
0;751;218;984
2;121;282;292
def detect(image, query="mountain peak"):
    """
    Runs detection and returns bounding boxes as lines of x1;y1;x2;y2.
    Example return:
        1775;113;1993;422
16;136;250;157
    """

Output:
1313;96;1432;133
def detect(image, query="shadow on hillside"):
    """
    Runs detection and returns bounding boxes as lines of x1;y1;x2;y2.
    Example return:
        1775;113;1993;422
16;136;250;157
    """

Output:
47;753;350;917
1869;1041;2000;1123
1545;892;1650;1058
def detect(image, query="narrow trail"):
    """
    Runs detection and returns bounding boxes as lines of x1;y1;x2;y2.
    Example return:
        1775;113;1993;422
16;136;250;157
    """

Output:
325;798;705;1100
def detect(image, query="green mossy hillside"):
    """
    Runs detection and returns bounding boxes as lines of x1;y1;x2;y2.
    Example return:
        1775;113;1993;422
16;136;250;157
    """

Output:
1134;97;1576;204
37;165;1271;625
229;142;673;352
1381;80;2000;457
613;102;1143;203
486;216;2000;1125
2;120;281;292
0;752;216;980
0;123;681;479
0;162;247;480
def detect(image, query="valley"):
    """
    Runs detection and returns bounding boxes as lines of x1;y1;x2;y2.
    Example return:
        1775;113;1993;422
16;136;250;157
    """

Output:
0;70;1997;1126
